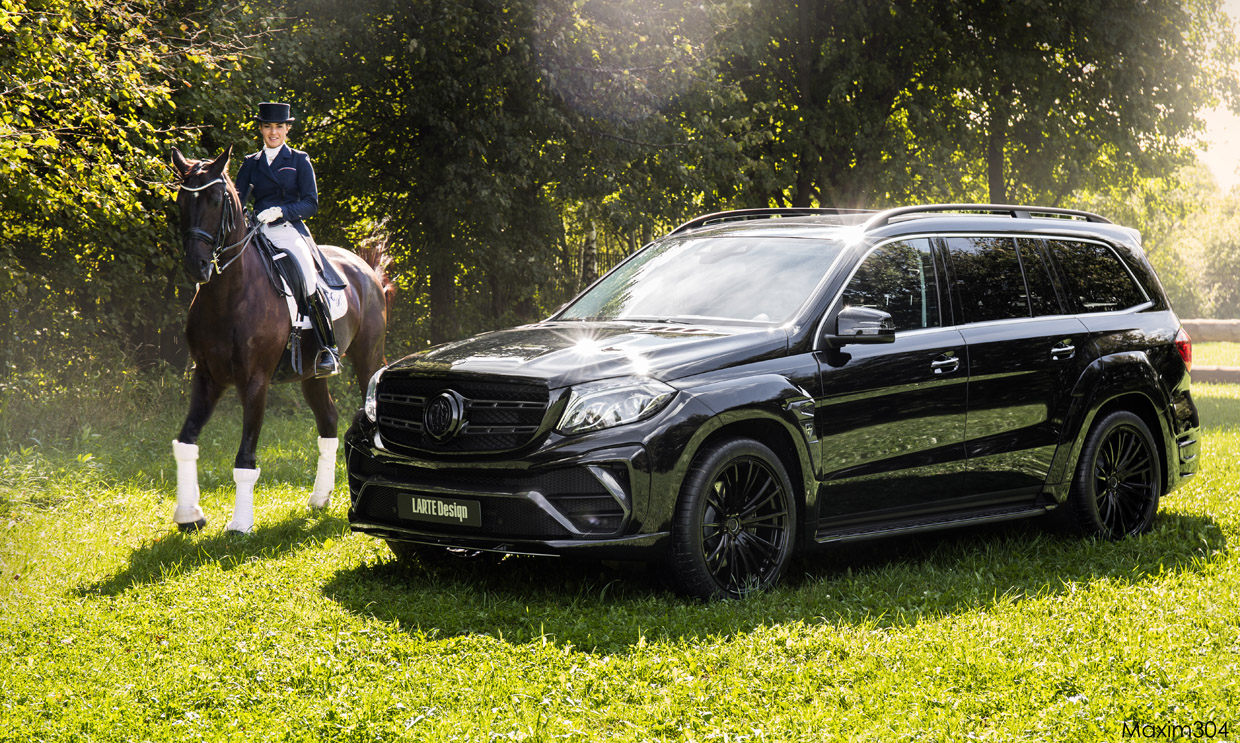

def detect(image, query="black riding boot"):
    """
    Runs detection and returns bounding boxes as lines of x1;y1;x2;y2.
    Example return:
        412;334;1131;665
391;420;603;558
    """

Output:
306;290;341;378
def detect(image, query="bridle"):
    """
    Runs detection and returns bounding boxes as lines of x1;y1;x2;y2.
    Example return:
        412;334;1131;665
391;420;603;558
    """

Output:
178;176;261;279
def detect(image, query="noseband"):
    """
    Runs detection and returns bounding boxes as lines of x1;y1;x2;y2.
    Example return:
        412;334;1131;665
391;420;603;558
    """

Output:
179;177;260;279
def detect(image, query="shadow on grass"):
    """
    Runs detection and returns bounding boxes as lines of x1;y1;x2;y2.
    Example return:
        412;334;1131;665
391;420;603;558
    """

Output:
321;510;1226;653
76;510;350;597
1193;385;1240;430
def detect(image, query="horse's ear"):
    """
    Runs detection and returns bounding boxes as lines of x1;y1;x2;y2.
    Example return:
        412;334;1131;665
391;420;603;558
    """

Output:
171;147;191;177
205;145;233;178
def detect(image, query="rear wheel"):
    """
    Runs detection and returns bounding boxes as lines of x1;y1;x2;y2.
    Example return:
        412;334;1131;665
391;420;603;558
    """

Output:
672;438;796;599
1065;410;1162;539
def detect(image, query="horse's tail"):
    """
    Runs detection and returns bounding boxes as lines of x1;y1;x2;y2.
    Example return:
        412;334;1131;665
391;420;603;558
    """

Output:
357;233;396;313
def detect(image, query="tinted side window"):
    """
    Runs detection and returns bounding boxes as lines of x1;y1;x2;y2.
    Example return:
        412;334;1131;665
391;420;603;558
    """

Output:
1017;238;1061;316
1046;240;1147;313
840;239;941;331
945;237;1030;323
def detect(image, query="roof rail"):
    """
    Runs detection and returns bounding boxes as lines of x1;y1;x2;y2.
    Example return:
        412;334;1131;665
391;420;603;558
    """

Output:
863;203;1111;230
668;207;875;236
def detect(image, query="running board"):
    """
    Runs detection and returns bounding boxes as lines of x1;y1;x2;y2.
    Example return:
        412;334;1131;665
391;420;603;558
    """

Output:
814;504;1053;545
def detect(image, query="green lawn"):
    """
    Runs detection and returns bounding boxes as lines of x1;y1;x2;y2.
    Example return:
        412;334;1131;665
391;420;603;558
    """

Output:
1195;341;1240;368
1;373;1238;741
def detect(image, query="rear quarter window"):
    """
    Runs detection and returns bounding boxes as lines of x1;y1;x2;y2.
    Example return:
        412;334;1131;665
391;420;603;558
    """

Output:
1046;239;1148;313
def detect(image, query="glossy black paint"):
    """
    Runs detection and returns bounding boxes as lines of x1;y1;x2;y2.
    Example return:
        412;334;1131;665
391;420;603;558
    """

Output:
345;207;1201;585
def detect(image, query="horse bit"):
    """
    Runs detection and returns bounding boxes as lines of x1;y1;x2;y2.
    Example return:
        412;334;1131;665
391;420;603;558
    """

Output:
178;176;261;279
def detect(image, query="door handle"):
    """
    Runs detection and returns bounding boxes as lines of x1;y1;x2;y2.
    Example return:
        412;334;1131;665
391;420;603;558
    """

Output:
931;356;960;374
1050;342;1076;360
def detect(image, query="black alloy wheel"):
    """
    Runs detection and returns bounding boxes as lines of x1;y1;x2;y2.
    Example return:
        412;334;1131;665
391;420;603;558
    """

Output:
1066;410;1162;539
672;438;796;599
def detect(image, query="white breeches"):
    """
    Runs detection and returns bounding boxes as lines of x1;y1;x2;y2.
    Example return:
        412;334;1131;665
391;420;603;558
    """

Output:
261;222;317;297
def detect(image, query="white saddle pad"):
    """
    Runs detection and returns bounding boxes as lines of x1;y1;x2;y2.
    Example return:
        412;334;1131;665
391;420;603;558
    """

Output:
279;277;348;329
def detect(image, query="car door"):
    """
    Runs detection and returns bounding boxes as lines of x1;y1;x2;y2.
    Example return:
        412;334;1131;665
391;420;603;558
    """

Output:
945;236;1092;501
814;238;970;528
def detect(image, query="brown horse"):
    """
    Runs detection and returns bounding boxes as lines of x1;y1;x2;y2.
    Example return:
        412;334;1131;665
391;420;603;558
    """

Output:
169;145;392;533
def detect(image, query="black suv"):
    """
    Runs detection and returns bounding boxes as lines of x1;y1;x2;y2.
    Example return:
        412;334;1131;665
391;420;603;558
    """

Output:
345;204;1200;598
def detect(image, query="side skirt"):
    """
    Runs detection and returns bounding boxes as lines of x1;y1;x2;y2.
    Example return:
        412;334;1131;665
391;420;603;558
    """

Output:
814;504;1054;545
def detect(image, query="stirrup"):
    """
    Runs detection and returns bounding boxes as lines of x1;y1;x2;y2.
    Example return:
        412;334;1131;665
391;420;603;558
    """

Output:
314;347;341;378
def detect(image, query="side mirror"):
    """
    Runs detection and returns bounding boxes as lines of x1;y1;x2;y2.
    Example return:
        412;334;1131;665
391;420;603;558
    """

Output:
830;306;895;345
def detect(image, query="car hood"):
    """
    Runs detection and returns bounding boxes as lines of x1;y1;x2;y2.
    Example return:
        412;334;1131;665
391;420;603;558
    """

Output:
384;321;790;389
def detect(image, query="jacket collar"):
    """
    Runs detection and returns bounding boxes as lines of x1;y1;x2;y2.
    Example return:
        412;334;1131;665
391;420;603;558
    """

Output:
257;144;291;181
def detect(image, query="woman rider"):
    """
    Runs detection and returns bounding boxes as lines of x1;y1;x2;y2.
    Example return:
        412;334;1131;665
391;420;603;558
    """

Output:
234;101;340;377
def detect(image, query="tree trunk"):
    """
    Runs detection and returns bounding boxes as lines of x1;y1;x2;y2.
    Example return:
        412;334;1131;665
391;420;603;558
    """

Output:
792;147;818;207
987;92;1010;204
429;262;456;345
580;212;598;289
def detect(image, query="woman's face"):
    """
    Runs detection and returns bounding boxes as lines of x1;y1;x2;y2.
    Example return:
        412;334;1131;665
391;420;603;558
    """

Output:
259;122;290;149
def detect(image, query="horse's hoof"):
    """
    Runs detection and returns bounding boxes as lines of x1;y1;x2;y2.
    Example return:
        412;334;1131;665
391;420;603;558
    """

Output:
224;523;253;536
177;518;207;533
308;499;331;511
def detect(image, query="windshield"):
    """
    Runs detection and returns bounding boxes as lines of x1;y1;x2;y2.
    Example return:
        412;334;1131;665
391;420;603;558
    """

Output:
558;236;846;324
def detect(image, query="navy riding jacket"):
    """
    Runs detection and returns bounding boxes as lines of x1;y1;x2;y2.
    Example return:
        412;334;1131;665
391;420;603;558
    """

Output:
234;145;318;239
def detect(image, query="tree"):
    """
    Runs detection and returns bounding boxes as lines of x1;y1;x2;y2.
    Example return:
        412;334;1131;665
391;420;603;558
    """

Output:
0;0;257;373
713;0;1240;209
937;0;1240;205
271;0;733;344
715;0;951;208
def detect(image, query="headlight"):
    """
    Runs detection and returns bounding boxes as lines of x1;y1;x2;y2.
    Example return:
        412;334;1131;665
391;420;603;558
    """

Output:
364;367;385;422
556;378;675;435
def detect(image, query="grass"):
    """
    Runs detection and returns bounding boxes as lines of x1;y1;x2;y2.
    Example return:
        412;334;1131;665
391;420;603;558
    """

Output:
2;366;1240;741
1195;341;1240;368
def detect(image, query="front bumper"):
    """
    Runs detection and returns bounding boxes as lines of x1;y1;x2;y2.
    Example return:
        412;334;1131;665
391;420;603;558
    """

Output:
344;412;670;560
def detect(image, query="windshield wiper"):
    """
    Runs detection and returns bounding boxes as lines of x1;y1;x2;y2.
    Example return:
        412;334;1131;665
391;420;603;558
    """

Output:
620;316;695;324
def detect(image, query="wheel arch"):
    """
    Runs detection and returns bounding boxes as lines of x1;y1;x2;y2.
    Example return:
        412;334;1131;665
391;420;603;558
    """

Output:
1047;351;1174;502
665;379;818;549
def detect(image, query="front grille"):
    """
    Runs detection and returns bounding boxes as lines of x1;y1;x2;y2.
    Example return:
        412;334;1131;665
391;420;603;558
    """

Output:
348;447;629;539
376;376;550;454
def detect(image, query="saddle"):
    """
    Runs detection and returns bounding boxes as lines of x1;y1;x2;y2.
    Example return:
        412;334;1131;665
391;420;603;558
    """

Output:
252;231;347;380
253;230;346;305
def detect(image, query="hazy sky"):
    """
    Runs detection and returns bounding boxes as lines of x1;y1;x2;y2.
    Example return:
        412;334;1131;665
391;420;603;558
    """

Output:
1201;0;1240;190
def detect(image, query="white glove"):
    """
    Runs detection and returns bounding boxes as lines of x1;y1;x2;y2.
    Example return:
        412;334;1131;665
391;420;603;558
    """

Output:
257;206;283;224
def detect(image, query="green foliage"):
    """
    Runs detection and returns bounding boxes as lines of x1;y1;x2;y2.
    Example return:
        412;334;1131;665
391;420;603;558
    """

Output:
3;378;1240;739
714;0;1239;208
0;0;257;373
5;0;1240;371
1079;161;1240;320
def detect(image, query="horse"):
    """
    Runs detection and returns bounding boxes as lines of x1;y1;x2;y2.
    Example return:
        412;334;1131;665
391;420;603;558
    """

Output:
169;145;393;533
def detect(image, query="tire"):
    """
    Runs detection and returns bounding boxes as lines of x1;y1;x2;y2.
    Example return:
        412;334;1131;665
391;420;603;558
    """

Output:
671;438;797;599
1064;410;1162;539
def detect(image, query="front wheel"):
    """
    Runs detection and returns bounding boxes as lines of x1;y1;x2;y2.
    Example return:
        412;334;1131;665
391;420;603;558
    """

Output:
1064;410;1162;539
671;438;797;599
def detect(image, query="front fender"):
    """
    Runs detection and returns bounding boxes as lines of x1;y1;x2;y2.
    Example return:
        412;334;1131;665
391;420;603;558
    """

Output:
651;374;819;538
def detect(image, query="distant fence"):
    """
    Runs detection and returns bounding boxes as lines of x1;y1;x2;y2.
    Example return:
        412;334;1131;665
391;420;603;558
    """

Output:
1182;319;1240;384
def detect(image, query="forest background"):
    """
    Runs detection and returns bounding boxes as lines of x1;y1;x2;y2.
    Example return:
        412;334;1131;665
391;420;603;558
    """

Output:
4;0;1240;388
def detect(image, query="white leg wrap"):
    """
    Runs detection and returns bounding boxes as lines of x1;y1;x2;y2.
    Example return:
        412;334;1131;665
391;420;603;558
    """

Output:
309;437;339;509
172;440;205;526
226;467;261;534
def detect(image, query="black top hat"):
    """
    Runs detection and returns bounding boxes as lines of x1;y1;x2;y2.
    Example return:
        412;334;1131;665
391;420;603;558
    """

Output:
253;102;295;124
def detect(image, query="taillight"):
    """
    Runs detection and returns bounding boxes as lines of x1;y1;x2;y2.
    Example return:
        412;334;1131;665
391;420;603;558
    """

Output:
1175;327;1192;372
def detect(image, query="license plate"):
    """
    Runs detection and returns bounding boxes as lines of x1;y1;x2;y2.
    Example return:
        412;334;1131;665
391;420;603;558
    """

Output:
398;494;482;527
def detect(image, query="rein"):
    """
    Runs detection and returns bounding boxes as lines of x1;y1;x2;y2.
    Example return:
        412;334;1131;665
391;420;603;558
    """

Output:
179;177;261;279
